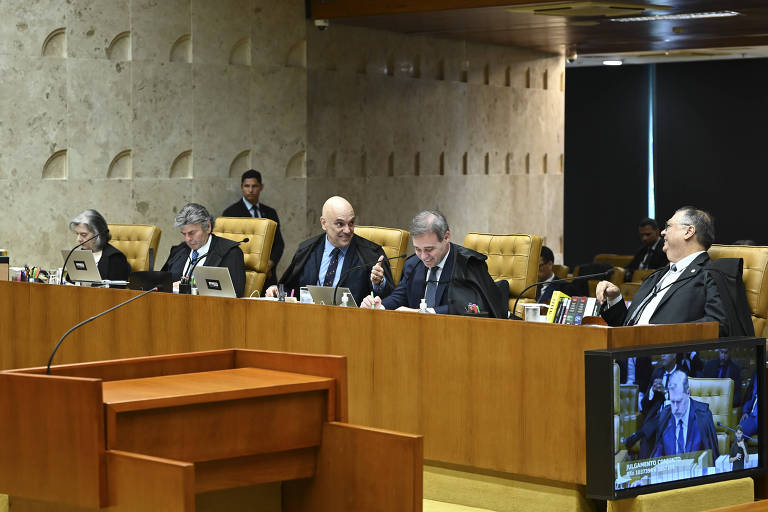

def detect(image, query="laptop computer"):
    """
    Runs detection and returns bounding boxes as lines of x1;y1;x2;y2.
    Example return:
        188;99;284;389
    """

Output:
129;271;173;293
61;249;103;283
306;285;358;307
193;266;237;298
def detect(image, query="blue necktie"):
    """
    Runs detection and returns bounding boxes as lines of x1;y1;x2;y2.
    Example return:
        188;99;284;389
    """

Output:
323;248;341;287
676;419;685;454
186;250;199;279
425;266;439;308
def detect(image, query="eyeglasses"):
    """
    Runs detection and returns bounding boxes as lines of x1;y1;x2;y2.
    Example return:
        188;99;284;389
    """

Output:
664;222;691;231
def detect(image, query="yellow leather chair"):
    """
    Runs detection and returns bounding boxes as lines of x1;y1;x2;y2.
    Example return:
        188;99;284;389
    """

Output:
354;226;410;285
621;268;661;301
214;217;276;298
587;266;625;298
552;264;569;279
614;363;621;455
619;383;639;452
689;377;734;455
107;224;162;272
463;233;542;316
594;253;634;268
708;244;768;338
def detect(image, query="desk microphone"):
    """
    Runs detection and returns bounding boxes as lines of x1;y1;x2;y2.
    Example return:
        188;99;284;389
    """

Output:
180;237;249;294
510;268;614;320
332;253;407;305
717;422;756;442
60;230;108;284
46;287;158;374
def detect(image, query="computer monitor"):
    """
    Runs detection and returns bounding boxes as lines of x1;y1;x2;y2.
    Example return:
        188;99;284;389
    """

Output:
585;336;766;500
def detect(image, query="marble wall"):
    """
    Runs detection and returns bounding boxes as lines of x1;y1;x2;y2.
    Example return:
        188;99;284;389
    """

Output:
0;0;564;276
305;25;565;256
0;0;308;271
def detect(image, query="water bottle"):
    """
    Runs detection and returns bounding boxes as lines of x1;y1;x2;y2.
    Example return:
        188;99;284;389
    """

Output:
341;292;350;307
419;298;428;313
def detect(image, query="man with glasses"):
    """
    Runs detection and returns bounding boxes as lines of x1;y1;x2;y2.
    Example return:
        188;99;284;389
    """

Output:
596;206;732;336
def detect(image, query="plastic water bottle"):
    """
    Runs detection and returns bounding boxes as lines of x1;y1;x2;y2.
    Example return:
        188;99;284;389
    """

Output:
419;298;428;313
341;292;350;307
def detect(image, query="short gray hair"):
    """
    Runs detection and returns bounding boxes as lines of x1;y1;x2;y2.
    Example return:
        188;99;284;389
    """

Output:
69;209;111;251
174;203;214;231
409;210;450;241
675;206;715;250
668;370;690;395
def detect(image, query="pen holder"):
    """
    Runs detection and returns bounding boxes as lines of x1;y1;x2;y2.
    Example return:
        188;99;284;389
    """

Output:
179;282;192;295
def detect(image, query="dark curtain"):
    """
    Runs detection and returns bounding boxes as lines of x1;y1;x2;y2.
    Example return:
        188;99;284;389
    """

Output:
655;59;768;245
564;65;651;268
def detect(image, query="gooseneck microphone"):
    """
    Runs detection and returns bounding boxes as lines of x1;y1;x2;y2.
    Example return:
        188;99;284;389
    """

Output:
60;231;108;284
180;237;249;294
46;286;158;374
332;253;407;306
510;268;614;320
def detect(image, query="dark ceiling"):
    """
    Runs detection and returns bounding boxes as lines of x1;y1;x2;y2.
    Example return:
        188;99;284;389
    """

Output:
308;1;768;56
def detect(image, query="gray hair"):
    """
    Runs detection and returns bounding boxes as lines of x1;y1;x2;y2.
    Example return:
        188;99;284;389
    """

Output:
668;370;690;395
174;203;214;231
675;206;715;250
69;209;111;251
409;210;450;241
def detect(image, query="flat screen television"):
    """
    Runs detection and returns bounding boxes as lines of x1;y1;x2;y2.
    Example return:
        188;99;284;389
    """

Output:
585;336;766;500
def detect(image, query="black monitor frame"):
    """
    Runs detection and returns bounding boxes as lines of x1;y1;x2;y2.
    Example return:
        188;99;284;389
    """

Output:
585;336;766;500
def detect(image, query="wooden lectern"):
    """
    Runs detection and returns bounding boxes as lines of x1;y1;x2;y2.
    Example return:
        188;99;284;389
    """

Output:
0;349;423;511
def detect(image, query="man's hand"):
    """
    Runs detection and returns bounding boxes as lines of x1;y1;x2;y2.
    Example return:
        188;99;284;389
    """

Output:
360;295;384;309
651;378;664;394
596;280;620;303
370;255;385;286
265;285;279;298
396;306;421;312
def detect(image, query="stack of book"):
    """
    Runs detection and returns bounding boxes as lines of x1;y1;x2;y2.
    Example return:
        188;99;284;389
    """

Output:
545;291;602;325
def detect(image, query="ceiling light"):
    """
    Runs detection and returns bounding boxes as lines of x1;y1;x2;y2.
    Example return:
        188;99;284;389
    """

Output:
602;59;623;65
611;10;739;22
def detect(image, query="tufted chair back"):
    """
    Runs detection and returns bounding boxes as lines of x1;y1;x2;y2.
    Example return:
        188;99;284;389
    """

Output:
594;253;633;268
214;217;276;297
107;224;162;272
354;226;410;285
463;233;542;313
689;377;734;454
708;244;768;338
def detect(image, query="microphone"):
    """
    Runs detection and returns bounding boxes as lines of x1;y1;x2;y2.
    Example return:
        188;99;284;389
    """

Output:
510;268;614;321
46;286;158;374
332;253;407;306
180;237;249;294
60;230;108;284
717;422;756;442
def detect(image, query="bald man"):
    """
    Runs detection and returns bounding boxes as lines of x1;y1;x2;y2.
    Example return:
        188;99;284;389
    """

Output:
265;196;394;304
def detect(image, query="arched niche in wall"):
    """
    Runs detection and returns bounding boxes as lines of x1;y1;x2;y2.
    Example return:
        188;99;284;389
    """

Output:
285;151;306;178
108;150;132;179
229;37;251;66
107;31;131;61
229;150;251;177
43;149;68;179
42;28;66;57
170;150;193;178
170;34;192;63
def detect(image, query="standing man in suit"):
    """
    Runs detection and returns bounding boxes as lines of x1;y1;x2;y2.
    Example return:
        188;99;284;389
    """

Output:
651;370;719;459
596;206;732;337
161;203;246;297
701;348;742;406
361;210;507;318
265;196;394;305
536;245;570;303
625;218;668;280
222;169;284;287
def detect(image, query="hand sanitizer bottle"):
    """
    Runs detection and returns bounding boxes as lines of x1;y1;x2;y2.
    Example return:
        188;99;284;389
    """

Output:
419;298;428;313
341;292;350;307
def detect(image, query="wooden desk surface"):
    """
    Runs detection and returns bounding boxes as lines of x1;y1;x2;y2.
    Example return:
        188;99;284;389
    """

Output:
0;281;719;485
102;367;333;409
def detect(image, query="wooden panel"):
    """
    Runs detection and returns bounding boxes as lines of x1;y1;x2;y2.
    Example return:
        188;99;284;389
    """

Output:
106;450;194;512
0;373;105;508
194;448;316;493
283;422;423;512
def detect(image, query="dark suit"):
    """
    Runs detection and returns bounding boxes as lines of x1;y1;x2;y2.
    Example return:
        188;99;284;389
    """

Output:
537;278;571;304
701;358;742;406
633;365;688;459
161;234;246;297
97;243;131;281
222;198;284;286
602;252;731;337
651;398;720;459
381;243;507;319
626;238;668;276
278;233;393;305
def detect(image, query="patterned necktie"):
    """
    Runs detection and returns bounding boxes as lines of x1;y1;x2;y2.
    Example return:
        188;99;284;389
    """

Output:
425;266;440;308
323;248;341;287
676;419;685;454
186;250;199;278
626;264;677;325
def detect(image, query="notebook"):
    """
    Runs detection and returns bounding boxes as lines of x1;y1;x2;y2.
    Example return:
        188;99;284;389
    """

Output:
60;249;103;283
306;285;357;307
193;266;237;298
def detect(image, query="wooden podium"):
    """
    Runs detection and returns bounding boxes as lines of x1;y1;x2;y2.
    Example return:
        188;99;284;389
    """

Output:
0;349;423;511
